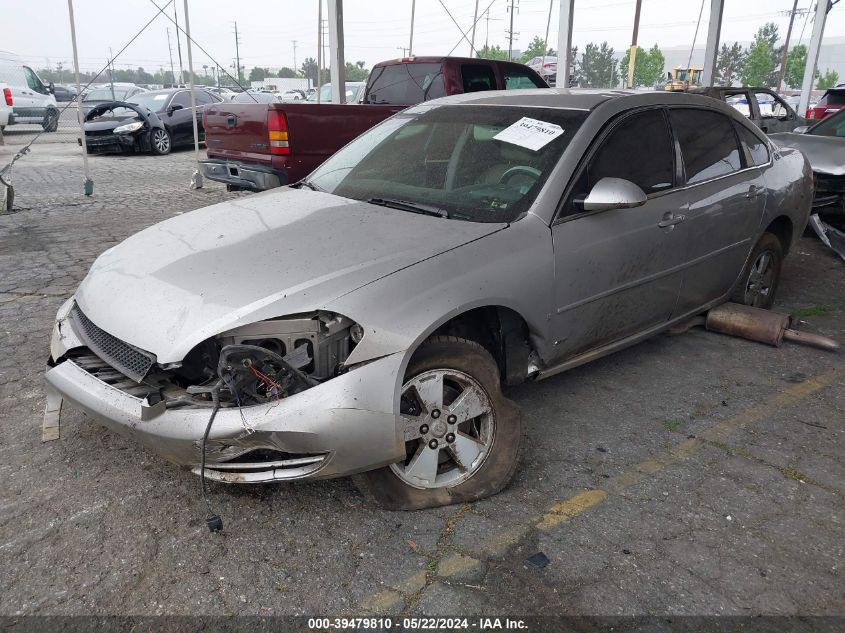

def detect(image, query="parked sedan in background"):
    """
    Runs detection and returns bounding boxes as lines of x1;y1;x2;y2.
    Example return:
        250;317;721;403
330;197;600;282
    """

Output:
47;90;810;510
52;84;77;102
525;55;557;86
306;82;366;103
81;88;222;155
770;107;845;230
805;87;845;121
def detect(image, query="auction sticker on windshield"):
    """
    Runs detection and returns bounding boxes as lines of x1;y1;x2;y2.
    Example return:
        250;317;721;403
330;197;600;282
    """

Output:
493;117;564;151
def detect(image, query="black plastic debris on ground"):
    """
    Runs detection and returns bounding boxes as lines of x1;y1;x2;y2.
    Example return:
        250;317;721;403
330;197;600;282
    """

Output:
525;552;550;569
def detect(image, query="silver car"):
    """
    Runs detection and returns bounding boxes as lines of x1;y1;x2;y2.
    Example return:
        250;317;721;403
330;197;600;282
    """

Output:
46;90;811;510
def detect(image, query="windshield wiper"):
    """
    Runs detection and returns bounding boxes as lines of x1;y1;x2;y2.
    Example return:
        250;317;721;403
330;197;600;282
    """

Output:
366;197;449;218
295;179;323;192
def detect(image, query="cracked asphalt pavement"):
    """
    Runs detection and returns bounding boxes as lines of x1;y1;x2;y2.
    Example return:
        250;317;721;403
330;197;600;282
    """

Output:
1;142;843;618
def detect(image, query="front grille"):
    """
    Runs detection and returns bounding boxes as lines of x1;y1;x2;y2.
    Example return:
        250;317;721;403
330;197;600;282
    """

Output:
70;303;156;382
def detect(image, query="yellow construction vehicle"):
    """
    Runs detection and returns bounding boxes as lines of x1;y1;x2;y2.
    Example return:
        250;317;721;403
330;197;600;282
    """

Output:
664;66;703;91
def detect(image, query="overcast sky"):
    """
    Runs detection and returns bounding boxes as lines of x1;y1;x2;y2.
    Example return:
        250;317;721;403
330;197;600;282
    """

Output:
5;0;845;77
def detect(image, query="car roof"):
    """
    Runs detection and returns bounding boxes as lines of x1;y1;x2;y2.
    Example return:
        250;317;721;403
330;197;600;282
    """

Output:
421;88;727;111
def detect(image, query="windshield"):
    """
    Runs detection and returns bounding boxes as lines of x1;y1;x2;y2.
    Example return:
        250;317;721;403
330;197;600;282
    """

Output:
308;105;588;223
809;108;845;137
128;92;170;111
85;87;135;101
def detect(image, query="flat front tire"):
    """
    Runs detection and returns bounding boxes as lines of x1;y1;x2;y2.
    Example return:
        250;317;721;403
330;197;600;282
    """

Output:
354;336;522;510
730;232;783;309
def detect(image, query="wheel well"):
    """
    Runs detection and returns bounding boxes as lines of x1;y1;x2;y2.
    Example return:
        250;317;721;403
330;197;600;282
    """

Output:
430;306;531;385
765;216;793;255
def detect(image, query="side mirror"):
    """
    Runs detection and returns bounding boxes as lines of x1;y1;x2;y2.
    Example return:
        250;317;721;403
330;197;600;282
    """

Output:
48;81;55;94
167;103;184;116
793;125;810;134
576;177;648;212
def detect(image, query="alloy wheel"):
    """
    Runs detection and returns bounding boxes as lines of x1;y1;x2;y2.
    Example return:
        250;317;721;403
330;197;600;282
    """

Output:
745;250;775;307
391;368;495;489
153;129;170;153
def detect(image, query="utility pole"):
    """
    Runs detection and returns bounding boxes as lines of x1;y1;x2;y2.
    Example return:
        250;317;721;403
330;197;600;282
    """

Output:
409;0;416;56
166;27;176;86
506;0;519;61
316;1;322;101
292;40;298;74
397;47;409;56
233;21;242;84
777;0;800;90
626;0;643;89
108;47;115;100
799;0;833;115
174;4;184;83
470;0;479;58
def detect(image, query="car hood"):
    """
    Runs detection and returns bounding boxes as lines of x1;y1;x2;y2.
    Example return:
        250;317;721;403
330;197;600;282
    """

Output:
75;188;506;363
769;132;845;175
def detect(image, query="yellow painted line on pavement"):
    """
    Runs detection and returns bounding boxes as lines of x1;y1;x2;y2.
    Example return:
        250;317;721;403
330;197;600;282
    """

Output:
359;364;841;612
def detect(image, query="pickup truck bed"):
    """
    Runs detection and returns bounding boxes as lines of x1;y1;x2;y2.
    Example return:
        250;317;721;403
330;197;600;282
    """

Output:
201;103;404;190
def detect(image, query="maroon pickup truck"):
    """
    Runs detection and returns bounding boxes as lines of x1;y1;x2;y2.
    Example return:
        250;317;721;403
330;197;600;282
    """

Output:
200;56;547;191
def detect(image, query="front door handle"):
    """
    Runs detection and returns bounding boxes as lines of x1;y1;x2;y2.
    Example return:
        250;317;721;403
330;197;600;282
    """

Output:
658;213;686;228
745;185;759;200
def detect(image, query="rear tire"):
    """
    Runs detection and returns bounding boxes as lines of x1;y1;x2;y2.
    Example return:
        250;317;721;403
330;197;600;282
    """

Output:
730;232;783;309
354;336;522;510
42;108;59;132
150;128;171;155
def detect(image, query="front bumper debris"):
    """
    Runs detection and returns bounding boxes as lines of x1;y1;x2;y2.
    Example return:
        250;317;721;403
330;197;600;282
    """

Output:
45;306;406;482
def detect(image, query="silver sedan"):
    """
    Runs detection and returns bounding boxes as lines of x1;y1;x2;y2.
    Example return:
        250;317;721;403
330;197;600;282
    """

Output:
46;89;811;510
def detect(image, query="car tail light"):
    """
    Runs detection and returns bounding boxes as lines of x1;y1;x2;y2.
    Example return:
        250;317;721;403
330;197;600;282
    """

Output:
201;110;207;129
267;109;289;155
3;88;11;106
543;63;555;69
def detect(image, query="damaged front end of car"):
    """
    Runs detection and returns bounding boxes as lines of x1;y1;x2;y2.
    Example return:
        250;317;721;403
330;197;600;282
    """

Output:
46;300;406;483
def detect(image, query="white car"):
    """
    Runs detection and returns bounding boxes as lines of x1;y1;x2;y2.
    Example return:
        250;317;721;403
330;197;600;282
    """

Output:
0;50;59;132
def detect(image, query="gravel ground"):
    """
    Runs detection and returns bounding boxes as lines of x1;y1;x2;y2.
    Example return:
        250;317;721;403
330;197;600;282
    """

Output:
0;142;843;621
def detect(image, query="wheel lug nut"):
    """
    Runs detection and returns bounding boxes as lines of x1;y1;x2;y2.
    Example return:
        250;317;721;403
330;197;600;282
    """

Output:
428;439;439;449
447;414;457;424
431;409;441;419
420;424;429;435
446;433;455;443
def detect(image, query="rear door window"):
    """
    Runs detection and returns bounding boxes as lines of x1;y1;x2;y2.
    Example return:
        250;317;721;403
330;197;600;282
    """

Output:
503;67;546;89
752;90;790;119
461;64;496;92
669;109;743;184
735;124;770;165
365;63;444;104
171;91;191;108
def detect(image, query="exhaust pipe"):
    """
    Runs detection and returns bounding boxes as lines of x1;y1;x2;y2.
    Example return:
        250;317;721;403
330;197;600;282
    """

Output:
705;303;839;352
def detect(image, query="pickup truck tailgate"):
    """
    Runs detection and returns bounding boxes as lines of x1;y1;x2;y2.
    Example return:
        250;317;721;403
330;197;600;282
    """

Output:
204;103;405;177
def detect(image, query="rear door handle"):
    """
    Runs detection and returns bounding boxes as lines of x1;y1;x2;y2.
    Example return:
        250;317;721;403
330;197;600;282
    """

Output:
745;185;759;200
658;213;686;228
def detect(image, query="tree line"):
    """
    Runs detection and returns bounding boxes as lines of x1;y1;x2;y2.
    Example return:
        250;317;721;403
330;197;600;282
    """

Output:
475;23;839;90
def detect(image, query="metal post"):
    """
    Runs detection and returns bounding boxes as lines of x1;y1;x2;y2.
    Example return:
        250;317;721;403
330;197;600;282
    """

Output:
108;47;116;100
701;0;725;86
67;0;92;195
799;0;829;116
778;0;800;90
541;0;553;78
183;0;202;189
174;4;184;84
556;0;574;88
167;27;176;86
409;0;416;56
316;1;322;103
328;0;346;104
470;0;479;58
626;0;642;89
507;0;515;61
234;21;241;84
